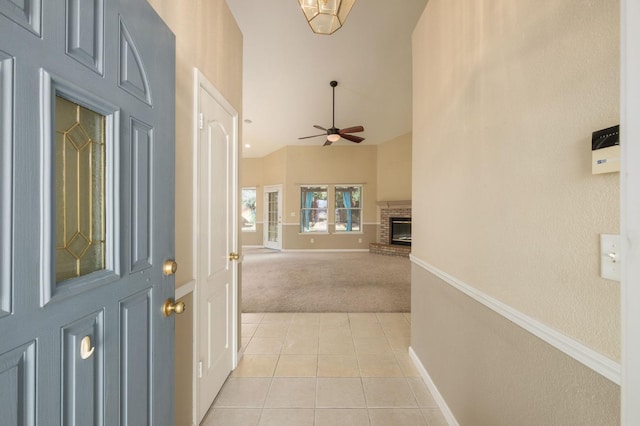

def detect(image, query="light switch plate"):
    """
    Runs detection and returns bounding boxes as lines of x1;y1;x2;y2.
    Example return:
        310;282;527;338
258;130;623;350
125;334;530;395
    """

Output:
600;234;621;282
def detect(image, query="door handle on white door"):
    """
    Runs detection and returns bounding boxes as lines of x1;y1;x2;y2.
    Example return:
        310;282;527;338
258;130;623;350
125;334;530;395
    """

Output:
80;335;95;360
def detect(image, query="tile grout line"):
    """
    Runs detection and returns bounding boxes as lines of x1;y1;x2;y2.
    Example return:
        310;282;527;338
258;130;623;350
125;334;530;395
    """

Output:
230;313;438;426
257;312;282;424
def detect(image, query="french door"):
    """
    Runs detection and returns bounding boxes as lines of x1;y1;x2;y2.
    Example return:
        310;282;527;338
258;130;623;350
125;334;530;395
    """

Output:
263;185;282;250
0;1;176;424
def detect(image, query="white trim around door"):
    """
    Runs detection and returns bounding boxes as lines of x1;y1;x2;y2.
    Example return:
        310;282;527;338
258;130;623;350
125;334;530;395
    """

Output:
621;0;640;423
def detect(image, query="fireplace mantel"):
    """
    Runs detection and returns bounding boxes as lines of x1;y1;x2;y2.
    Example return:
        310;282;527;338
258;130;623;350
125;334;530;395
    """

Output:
377;200;412;209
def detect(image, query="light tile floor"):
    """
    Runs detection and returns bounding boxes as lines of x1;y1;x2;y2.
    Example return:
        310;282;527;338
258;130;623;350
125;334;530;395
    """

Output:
201;313;448;426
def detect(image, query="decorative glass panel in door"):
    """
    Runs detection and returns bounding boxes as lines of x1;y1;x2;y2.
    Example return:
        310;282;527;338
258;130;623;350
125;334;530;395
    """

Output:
263;185;282;249
267;191;278;243
55;96;105;283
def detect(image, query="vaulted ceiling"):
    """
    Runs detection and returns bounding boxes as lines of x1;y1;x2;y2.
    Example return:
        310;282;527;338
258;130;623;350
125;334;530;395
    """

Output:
226;0;428;158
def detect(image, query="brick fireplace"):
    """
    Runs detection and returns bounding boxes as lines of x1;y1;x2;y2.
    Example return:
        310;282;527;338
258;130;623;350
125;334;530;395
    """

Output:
369;201;411;257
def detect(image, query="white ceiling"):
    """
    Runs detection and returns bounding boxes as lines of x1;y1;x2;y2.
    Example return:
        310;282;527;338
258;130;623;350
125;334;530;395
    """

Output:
226;0;428;158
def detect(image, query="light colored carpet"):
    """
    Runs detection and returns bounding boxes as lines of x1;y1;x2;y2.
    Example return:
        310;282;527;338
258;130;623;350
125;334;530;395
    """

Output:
240;250;410;313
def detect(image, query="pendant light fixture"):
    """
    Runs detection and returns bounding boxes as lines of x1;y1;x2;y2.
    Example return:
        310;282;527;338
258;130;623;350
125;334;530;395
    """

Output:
298;0;357;35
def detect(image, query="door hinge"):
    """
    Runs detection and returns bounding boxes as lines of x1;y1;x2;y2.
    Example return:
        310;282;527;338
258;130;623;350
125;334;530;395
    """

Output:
198;361;203;378
198;113;204;130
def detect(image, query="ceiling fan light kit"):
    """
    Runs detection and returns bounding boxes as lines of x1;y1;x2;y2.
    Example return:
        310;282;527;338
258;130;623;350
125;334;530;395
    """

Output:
299;80;365;146
298;0;357;35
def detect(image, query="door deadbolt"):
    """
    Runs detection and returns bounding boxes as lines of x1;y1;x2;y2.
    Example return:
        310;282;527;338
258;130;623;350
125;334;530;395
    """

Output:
163;259;178;275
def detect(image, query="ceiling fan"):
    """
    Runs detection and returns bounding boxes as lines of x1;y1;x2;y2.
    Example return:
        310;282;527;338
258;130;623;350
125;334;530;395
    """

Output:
298;80;365;146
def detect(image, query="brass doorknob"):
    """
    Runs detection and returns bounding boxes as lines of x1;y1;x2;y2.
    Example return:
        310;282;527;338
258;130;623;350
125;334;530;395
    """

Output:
163;259;178;275
162;299;186;317
229;252;240;261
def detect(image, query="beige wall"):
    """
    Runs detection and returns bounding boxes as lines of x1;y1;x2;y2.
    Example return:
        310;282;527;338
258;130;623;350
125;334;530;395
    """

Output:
147;0;242;289
262;147;287;185
145;1;242;424
377;133;412;202
412;266;619;425
241;222;263;246
250;149;286;247
284;145;378;222
174;292;193;425
241;145;381;249
411;0;620;423
241;157;264;187
283;224;377;249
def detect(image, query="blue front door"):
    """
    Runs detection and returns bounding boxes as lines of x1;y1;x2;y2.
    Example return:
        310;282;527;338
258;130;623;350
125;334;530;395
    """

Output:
0;1;176;424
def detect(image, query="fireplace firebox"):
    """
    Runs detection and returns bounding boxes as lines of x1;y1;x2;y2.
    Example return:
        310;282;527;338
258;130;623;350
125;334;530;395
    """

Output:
390;217;411;246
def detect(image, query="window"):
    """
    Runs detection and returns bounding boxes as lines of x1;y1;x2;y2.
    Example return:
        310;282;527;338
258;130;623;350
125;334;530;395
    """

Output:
55;96;106;282
300;186;328;232
335;185;362;232
241;188;257;232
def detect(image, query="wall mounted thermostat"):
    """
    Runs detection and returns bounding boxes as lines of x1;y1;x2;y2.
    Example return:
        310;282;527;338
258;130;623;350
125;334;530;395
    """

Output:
592;125;620;174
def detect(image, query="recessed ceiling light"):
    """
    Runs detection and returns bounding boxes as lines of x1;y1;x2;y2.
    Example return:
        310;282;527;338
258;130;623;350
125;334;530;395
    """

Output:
244;119;252;124
244;144;251;148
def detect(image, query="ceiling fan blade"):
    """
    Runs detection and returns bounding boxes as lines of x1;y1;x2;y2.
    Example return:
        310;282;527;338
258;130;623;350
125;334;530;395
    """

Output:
339;126;364;134
298;134;326;140
323;139;333;146
313;125;328;132
341;134;365;143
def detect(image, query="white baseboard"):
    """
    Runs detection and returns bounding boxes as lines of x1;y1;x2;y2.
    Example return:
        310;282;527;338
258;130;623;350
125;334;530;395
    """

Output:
410;255;621;385
408;346;459;426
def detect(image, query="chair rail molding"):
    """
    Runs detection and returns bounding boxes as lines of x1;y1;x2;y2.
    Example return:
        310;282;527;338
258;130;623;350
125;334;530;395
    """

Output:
410;255;621;385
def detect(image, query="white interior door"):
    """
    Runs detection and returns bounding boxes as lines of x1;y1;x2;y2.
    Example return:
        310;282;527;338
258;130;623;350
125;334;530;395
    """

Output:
194;69;238;422
0;2;176;425
263;185;282;250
